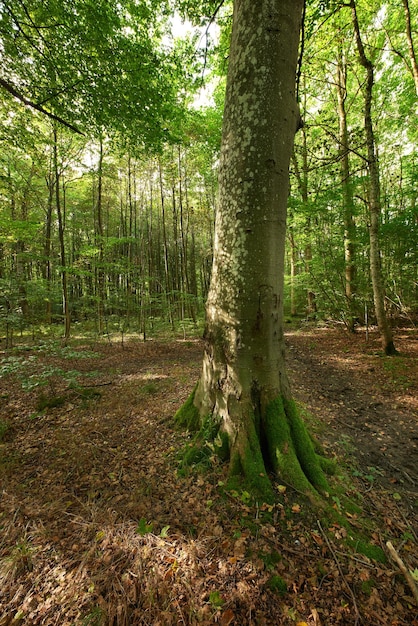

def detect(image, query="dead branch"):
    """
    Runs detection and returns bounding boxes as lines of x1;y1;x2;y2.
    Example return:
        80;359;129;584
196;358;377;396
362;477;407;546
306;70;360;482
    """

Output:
386;540;418;606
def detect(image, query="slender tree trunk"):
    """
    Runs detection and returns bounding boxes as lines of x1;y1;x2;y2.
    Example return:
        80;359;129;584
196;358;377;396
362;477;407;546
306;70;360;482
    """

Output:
95;137;105;334
336;48;357;331
288;225;298;317
159;161;174;328
351;0;396;355
176;0;328;499
402;0;418;95
53;126;71;341
43;169;54;325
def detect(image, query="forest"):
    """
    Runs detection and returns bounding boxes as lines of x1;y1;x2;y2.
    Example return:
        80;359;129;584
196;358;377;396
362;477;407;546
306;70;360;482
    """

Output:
0;0;417;624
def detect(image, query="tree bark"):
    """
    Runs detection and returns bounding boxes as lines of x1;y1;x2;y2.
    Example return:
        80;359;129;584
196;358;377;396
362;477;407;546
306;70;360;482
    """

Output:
53;126;71;341
176;0;329;499
402;0;418;95
95;136;105;334
336;47;357;332
351;0;397;355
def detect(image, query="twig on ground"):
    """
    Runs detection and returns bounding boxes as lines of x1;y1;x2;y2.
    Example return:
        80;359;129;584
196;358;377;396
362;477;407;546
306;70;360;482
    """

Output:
385;540;418;606
317;520;361;625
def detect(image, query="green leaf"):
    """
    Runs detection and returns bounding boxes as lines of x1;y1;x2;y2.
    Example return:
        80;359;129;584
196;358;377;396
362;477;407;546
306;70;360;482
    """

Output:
160;525;170;538
136;518;154;536
410;569;418;582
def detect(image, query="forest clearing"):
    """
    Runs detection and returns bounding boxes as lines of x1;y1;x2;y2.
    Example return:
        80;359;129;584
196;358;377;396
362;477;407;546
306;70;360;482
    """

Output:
0;325;417;625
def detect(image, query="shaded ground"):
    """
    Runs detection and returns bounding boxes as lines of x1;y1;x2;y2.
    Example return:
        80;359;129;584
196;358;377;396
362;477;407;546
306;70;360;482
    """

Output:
0;326;417;625
285;326;418;502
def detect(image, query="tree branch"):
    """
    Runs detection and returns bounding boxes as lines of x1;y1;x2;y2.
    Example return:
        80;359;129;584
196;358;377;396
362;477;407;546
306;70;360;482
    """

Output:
0;77;84;135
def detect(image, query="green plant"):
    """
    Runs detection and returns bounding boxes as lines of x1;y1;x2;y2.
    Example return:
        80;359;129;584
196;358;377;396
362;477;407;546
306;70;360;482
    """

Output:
259;550;282;572
136;518;154;535
209;590;224;609
36;393;66;411
81;606;106;626
0;538;35;586
382;358;412;389
141;382;158;395
266;575;287;596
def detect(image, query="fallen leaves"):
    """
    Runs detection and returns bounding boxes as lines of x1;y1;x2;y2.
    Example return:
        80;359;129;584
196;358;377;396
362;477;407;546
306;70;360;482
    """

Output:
0;337;417;625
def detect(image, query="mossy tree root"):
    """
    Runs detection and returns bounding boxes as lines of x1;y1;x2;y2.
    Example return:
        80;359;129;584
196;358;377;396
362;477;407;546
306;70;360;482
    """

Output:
264;396;329;495
175;388;330;502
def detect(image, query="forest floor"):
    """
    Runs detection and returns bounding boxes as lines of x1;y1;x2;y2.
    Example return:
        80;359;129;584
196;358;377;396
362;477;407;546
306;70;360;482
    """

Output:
0;325;417;626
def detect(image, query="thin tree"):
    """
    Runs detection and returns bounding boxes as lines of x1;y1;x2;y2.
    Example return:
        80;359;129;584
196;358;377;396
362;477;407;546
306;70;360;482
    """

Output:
402;0;418;95
53;125;71;341
336;44;357;332
350;0;397;355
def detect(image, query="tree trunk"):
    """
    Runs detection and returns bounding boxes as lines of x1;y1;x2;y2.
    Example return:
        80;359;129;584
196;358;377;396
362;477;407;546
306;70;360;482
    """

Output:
44;167;55;325
95;137;105;334
176;0;328;499
292;121;316;317
53;126;71;341
402;0;418;95
288;225;298;317
351;0;397;355
336;47;357;332
159;161;174;329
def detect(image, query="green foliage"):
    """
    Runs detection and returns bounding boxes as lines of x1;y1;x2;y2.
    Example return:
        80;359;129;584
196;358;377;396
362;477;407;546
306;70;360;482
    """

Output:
0;0;185;142
36;394;66;411
35;342;100;360
136;518;154;536
265;575;287;597
259;550;282;572
81;606;106;626
208;590;224;609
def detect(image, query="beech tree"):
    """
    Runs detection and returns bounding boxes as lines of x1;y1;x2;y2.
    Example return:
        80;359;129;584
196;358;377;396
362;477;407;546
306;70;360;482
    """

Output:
176;0;330;499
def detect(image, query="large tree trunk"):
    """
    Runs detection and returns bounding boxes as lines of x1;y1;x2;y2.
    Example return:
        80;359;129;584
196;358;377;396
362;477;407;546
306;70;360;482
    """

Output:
176;0;328;499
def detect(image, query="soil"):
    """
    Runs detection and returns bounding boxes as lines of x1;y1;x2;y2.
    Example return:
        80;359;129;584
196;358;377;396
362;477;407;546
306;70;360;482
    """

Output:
0;325;417;626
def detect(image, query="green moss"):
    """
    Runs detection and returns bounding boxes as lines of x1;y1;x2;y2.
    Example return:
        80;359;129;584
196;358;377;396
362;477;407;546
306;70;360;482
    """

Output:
259;550;282;571
229;412;275;503
263;397;324;495
174;385;200;431
36;394;65;411
177;397;227;474
266;575;287;596
283;398;329;493
361;579;376;596
318;455;338;476
348;538;386;563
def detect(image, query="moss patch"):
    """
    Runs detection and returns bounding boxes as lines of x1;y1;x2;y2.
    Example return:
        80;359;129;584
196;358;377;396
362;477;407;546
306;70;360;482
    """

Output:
228;409;275;503
265;575;287;596
283;398;329;493
348;538;386;563
174;385;200;431
263;396;329;496
36;394;66;411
